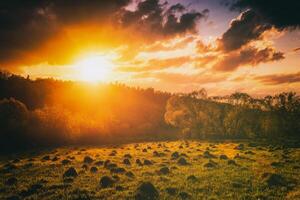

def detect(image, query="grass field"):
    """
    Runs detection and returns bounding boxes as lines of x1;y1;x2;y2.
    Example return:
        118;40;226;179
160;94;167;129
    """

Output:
0;141;299;200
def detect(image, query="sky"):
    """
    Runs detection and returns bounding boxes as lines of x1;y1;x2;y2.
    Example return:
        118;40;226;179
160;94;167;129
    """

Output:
0;0;299;96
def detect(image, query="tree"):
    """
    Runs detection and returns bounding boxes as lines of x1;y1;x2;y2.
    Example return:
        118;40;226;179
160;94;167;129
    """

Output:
164;96;197;138
229;92;252;106
187;88;207;99
164;93;225;139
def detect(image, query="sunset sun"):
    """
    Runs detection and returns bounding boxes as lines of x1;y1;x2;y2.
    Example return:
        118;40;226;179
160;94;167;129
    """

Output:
73;54;114;83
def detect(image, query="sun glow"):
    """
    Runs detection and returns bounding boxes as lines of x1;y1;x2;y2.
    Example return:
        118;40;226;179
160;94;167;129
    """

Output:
73;53;114;83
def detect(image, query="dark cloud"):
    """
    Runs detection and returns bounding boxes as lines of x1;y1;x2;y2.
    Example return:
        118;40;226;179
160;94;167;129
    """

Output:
163;12;203;35
121;0;208;37
0;0;131;64
218;9;271;52
0;0;209;65
0;1;55;61
214;8;286;71
228;0;300;30
121;0;166;35
49;0;130;23
168;3;186;13
254;72;300;85
213;46;284;71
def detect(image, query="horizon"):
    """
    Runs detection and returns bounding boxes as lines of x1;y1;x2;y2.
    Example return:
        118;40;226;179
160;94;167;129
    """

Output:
2;71;299;98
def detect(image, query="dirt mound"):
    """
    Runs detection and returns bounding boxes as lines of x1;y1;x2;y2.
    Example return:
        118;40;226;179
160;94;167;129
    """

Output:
144;159;153;165
187;175;198;182
116;185;124;191
82;164;88;170
228;159;237;166
178;191;191;199
136;159;143;166
51;156;59;161
153;151;166;157
110;167;126;174
204;160;217;168
159;167;170;174
234;144;245;150
63;167;78;178
203;151;216;158
125;171;135;178
95;161;104;166
171;152;180;159
177;157;189;165
135;182;159;200
123;159;131;165
100;176;114;188
219;154;228;160
124;154;132;159
90;166;98;173
105;163;118;169
42;155;50;161
83;156;94;164
61;159;71;165
262;173;287;187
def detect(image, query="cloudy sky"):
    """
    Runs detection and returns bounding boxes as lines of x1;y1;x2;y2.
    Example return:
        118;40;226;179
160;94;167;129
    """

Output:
0;0;299;95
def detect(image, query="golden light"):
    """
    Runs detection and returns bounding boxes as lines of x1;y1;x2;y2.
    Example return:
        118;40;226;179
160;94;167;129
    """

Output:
73;53;114;83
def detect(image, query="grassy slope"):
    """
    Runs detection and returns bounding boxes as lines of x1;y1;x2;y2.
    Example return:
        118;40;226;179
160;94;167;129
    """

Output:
0;141;299;200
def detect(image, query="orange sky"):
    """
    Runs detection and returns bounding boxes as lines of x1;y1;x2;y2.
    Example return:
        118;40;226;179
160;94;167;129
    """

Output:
1;0;299;96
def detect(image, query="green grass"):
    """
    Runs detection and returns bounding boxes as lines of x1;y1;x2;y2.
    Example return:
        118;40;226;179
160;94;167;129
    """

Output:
0;141;299;200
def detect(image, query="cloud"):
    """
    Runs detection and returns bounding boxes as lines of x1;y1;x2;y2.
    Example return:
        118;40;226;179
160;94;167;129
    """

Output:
218;9;271;52
228;0;300;30
213;46;284;71
118;56;191;72
120;0;208;38
133;71;226;84
254;72;300;85
0;0;131;65
144;36;196;52
168;3;186;13
194;55;217;68
0;0;209;66
293;47;300;52
194;25;285;72
210;8;286;72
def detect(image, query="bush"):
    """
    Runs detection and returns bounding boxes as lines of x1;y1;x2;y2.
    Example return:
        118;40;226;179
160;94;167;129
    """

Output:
0;98;70;152
0;98;30;151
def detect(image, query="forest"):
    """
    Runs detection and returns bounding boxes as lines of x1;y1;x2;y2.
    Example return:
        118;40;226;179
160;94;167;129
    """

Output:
0;72;299;152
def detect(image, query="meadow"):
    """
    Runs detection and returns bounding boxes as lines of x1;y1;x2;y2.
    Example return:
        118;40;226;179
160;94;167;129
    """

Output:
1;140;299;200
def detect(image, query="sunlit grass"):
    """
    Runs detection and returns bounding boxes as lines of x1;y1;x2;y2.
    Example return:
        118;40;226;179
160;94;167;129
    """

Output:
0;141;299;199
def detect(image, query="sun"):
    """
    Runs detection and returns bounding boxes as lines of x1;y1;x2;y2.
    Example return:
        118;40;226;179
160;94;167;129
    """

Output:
73;53;114;83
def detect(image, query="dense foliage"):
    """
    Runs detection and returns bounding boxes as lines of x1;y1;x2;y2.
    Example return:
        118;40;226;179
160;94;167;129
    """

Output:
0;72;173;152
0;72;299;152
165;91;300;139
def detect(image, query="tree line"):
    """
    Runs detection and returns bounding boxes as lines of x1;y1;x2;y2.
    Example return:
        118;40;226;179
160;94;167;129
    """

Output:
0;72;299;152
165;90;300;139
0;72;174;152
